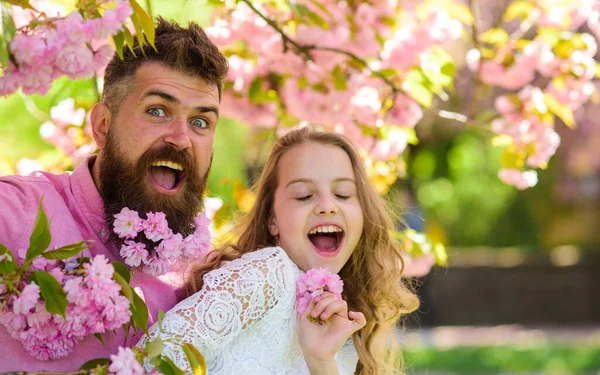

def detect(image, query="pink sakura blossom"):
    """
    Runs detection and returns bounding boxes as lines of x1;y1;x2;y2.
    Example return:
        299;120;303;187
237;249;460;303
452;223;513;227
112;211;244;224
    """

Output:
114;207;143;239
0;1;133;96
157;233;183;260
84;255;114;287
143;212;172;242
0;252;131;360
296;268;344;315
109;347;144;375
119;241;148;268
387;94;423;128
498;169;538;190
12;283;40;315
141;256;172;277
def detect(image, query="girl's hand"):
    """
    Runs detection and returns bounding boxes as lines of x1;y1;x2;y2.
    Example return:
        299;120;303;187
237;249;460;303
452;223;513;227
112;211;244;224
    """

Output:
298;291;366;375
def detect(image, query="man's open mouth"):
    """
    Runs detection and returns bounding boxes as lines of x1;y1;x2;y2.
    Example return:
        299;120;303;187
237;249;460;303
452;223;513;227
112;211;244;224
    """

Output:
148;160;186;193
307;225;344;254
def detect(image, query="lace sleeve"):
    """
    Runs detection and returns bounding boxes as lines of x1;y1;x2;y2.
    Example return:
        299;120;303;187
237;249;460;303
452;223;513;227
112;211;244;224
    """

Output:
136;247;295;371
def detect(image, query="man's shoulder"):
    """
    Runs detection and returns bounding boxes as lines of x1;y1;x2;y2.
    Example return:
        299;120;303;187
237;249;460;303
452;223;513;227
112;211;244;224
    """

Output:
0;171;75;253
0;170;71;196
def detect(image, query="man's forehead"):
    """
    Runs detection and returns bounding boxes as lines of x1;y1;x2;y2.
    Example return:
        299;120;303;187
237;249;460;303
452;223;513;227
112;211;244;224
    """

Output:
133;62;219;100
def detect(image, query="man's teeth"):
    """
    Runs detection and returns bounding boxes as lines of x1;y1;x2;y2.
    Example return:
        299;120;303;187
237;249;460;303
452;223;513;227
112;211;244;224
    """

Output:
151;160;183;171
308;225;342;234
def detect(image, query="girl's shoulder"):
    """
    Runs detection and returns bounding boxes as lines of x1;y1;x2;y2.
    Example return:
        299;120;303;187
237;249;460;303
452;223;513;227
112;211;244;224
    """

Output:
208;246;299;284
223;246;296;270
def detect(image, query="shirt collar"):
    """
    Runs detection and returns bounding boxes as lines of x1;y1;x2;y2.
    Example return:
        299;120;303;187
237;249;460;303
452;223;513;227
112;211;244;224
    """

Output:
71;155;110;243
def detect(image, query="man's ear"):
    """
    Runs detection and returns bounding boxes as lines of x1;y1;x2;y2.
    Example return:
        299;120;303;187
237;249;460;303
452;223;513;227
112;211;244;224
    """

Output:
90;102;111;150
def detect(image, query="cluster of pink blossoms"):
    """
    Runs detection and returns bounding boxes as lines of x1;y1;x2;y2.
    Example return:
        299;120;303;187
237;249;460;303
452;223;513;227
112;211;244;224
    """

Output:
208;2;462;161
465;1;600;189
296;268;344;315
114;208;211;276
0;255;131;360
0;0;132;96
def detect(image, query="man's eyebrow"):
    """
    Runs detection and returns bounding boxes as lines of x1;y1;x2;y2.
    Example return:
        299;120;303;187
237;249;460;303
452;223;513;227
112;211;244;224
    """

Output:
285;177;355;188
141;90;220;118
141;90;179;104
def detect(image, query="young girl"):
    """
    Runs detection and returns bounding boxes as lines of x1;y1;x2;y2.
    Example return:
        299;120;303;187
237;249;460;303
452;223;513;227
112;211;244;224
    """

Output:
137;127;419;374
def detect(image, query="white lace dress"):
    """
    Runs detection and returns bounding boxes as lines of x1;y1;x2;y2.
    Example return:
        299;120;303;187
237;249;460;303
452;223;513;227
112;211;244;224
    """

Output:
136;246;358;375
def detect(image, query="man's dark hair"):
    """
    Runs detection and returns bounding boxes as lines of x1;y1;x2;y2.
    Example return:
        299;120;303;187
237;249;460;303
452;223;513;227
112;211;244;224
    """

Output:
102;17;229;114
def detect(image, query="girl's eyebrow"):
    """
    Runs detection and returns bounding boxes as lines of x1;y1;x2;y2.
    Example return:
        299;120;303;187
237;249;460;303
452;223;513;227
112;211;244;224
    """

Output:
285;177;356;188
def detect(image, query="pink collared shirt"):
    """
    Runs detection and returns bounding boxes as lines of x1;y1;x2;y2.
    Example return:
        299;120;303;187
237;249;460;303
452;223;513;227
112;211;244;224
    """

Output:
0;156;188;372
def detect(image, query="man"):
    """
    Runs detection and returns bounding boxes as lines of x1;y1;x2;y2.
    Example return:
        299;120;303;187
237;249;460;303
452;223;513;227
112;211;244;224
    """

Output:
0;17;228;371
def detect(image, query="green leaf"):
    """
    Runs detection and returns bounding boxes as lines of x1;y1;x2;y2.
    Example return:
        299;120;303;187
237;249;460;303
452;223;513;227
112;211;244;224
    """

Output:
123;26;136;55
3;0;34;10
332;66;347;90
443;1;474;26
26;199;51;262
34;271;68;318
307;0;332;19
404;70;433;108
158;309;165;329
112;31;125;60
93;332;106;345
79;358;110;371
112;271;134;301
131;288;149;335
248;77;263;102
146;337;164;359
129;0;156;49
377;68;399;80
0;243;17;274
155;355;186;375
41;241;88;260
474;108;499;123
0;4;17;67
182;343;207;375
305;8;329;30
129;3;148;53
479;28;510;46
543;93;575;128
112;261;131;283
503;1;536;22
434;243;448;266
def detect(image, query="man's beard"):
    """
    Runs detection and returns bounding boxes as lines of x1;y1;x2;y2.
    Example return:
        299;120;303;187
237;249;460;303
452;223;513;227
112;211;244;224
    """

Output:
99;130;211;252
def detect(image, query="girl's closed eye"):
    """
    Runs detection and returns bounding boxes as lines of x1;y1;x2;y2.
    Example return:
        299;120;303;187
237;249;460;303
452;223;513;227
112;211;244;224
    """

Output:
335;194;350;200
296;194;313;201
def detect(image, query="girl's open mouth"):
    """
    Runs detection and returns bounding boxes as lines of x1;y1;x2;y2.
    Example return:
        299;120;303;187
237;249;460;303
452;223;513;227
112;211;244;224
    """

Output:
307;225;344;256
148;160;186;195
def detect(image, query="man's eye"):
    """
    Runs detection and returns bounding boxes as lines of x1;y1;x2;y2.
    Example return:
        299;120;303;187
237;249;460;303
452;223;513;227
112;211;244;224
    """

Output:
191;118;209;129
296;195;312;201
147;108;166;117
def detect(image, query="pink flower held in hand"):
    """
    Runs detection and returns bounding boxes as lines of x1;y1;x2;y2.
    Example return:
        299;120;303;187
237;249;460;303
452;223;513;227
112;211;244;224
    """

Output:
296;268;344;315
113;207;143;239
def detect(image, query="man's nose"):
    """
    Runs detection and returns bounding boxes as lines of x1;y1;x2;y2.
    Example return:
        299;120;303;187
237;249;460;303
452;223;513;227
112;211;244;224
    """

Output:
162;118;192;151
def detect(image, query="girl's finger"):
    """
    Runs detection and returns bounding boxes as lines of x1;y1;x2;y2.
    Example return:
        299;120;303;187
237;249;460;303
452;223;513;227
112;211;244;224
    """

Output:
310;294;339;318
302;296;317;319
348;311;366;333
319;300;348;321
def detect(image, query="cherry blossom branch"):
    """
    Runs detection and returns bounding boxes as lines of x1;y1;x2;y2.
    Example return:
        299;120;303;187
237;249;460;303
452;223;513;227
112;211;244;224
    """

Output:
241;0;490;135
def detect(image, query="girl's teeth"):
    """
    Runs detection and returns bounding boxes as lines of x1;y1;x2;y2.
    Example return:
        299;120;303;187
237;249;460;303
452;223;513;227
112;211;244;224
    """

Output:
309;225;341;234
